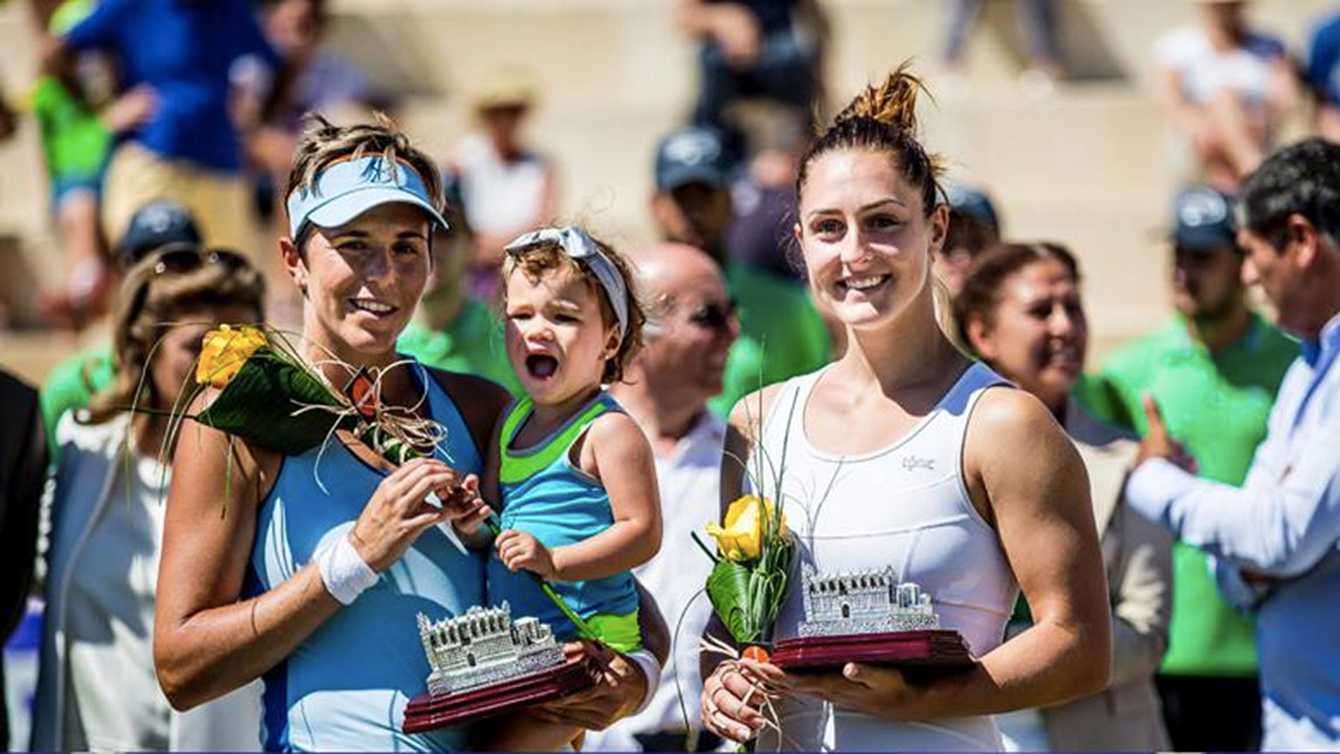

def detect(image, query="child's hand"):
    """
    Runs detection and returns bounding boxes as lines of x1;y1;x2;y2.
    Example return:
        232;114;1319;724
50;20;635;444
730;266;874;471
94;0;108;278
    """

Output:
496;529;558;579
439;474;492;534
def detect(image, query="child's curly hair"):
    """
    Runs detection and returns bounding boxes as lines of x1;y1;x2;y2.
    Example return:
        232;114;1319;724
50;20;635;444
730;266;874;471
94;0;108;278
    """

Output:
502;230;646;384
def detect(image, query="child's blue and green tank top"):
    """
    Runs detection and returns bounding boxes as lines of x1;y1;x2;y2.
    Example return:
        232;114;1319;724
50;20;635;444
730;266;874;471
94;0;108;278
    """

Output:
245;364;485;752
487;392;641;652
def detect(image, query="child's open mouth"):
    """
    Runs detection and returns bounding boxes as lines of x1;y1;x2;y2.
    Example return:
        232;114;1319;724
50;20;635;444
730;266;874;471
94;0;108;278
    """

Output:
526;354;559;380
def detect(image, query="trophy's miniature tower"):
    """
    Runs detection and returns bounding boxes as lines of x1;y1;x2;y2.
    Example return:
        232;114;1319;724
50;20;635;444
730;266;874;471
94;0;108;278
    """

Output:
798;565;940;637
417;602;564;695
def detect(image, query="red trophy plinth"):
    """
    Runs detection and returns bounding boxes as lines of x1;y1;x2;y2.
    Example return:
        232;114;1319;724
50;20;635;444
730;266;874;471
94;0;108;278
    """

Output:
402;603;596;734
403;658;595;733
771;629;972;672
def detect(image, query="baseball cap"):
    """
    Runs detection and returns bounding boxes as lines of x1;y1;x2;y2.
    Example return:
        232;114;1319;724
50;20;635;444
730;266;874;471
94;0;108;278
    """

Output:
944;183;1000;230
286;153;448;239
116;200;202;267
655;126;731;191
1172;185;1236;250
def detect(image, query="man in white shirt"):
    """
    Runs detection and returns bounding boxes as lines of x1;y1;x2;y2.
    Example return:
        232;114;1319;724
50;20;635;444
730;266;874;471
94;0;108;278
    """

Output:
589;242;739;751
1129;138;1340;750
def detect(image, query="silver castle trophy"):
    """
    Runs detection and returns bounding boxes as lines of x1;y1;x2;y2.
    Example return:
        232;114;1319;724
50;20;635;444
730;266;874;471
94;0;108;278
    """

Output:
402;602;594;733
770;566;973;672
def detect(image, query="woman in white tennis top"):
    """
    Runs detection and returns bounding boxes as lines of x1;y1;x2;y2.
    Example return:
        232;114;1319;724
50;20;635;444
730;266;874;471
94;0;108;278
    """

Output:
700;63;1113;752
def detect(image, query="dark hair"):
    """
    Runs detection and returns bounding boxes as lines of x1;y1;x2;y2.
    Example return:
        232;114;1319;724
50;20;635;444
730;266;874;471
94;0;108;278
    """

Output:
954;242;1080;349
944;209;1002;259
501;232;647;384
797;61;945;217
1240;138;1340;251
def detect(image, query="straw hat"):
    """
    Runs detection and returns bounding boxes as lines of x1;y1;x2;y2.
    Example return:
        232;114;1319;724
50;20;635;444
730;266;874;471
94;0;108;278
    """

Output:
471;66;539;111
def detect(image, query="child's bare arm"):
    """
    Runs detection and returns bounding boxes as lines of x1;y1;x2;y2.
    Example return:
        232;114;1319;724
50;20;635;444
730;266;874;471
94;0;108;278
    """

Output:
502;413;661;582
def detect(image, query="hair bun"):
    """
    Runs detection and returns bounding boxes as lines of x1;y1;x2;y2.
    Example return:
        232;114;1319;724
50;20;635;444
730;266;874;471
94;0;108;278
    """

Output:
797;60;946;213
833;60;929;135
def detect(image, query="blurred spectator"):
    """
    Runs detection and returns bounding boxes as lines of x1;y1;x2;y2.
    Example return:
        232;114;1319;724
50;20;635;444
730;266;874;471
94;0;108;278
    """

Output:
259;0;386;126
939;0;1066;98
725;106;807;282
1126;138;1340;751
0;86;15;143
649;125;829;414
1081;185;1296;752
40;200;202;459
31;246;265;751
247;0;390;221
30;0;125;331
1155;0;1296;192
447;65;558;303
589;242;737;753
1305;6;1340;144
397;181;521;395
937;182;1003;298
675;0;826;132
957;243;1172;751
44;0;280;253
0;370;45;751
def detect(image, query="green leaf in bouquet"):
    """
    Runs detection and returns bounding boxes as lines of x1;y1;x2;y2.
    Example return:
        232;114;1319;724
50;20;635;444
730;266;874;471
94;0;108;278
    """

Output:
195;351;355;455
706;558;756;645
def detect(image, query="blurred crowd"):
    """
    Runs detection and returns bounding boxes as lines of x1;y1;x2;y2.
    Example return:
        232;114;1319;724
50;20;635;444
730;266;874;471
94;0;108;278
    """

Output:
1;0;1340;751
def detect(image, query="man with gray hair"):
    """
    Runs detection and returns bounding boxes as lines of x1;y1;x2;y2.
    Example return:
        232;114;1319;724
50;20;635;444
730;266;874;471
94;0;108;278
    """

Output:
1130;138;1340;750
587;242;738;752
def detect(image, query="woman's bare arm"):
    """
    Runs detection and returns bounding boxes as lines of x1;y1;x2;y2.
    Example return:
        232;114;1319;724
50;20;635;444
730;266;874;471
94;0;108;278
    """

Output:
153;411;340;710
916;388;1112;715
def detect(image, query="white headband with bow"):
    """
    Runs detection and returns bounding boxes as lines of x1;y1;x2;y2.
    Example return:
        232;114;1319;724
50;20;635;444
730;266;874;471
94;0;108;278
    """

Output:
504;226;630;339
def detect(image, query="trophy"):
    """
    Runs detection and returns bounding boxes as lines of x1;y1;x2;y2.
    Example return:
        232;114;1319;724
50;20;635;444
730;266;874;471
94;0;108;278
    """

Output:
402;602;595;733
769;565;973;672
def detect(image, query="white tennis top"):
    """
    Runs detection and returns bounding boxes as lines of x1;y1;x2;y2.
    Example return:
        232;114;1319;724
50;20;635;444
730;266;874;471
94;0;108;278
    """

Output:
752;362;1018;752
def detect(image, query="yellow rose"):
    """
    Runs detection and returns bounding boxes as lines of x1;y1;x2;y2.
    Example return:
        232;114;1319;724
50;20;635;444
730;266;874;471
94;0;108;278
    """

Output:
705;495;787;561
197;324;268;389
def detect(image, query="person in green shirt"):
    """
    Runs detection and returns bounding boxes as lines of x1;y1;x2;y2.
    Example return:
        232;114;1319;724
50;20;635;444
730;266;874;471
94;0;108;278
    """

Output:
649;125;831;414
397;189;521;396
1080;185;1296;752
32;0;158;328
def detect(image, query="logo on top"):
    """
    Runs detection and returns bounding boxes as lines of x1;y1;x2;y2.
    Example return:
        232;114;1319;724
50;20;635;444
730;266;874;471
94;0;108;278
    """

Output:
361;156;405;186
663;130;723;167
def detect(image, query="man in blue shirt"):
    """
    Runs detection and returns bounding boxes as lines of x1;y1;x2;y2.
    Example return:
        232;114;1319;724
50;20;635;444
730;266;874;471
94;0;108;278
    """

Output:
1307;7;1340;143
1129;138;1340;750
45;0;278;253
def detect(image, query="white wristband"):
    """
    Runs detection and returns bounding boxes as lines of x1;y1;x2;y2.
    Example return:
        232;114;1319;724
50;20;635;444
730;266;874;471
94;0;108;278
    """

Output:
626;648;662;717
315;533;379;605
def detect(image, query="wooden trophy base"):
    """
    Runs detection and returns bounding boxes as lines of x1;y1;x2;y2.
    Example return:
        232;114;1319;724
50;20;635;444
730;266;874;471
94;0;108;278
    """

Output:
402;659;596;733
771;630;973;674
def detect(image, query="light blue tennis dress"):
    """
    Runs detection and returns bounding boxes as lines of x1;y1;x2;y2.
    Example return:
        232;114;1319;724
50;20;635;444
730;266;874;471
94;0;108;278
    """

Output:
486;392;641;651
246;366;486;752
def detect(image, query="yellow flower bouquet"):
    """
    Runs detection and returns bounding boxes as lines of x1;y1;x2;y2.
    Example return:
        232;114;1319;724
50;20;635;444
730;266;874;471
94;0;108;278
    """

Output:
694;392;800;662
185;324;358;456
173;324;440;464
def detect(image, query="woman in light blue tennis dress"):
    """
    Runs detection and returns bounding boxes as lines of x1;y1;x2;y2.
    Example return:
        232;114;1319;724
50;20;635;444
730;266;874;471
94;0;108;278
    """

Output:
152;120;657;752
